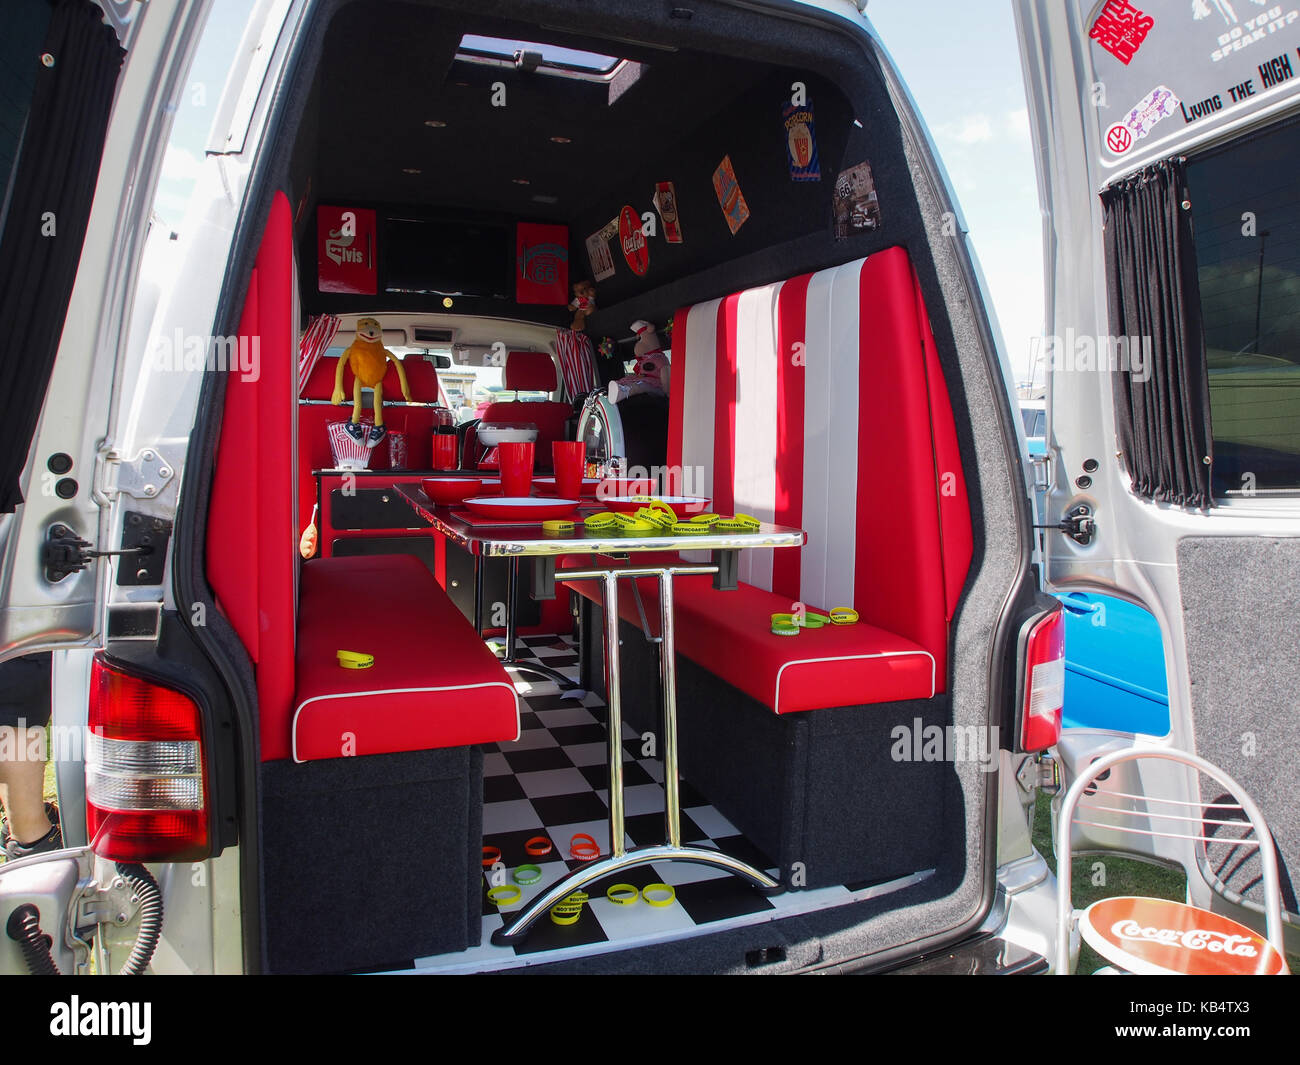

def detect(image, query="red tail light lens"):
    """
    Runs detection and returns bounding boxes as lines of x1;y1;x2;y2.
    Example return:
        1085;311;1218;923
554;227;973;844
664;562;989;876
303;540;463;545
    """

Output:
86;655;209;861
1020;607;1065;753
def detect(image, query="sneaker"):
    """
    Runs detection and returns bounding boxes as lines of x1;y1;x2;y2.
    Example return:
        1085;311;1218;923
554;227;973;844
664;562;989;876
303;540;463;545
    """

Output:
1;803;61;860
344;421;367;443
366;424;387;447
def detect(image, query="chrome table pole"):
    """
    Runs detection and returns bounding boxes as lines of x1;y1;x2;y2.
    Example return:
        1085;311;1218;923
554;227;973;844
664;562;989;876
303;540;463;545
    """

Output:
491;563;779;947
499;556;578;690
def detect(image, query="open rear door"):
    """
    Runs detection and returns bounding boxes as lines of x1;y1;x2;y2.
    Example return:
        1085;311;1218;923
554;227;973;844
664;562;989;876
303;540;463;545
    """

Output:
0;0;212;658
1016;0;1300;943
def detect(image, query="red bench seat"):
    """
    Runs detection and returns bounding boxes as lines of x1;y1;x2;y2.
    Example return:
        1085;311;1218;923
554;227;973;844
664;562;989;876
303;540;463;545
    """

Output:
562;566;935;713
292;555;519;762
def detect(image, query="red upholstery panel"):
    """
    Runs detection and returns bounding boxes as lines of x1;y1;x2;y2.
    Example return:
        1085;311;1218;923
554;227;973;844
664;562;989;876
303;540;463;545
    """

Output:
300;356;338;399
477;400;571;471
504;350;559;392
207;191;296;741
291;555;519;762
915;274;973;620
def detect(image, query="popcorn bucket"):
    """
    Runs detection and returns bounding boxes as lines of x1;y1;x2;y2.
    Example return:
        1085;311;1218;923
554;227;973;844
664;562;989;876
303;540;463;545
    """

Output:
327;420;374;470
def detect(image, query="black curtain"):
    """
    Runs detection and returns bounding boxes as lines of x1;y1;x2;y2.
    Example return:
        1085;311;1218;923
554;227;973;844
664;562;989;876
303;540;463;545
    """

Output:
0;0;125;513
1100;156;1214;508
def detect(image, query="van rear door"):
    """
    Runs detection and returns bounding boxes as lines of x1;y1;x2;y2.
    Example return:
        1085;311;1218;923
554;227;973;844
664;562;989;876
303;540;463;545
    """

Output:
1016;0;1300;941
0;0;211;657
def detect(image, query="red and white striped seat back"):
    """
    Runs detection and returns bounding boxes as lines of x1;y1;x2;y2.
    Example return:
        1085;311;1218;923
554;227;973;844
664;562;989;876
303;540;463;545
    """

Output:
667;247;972;680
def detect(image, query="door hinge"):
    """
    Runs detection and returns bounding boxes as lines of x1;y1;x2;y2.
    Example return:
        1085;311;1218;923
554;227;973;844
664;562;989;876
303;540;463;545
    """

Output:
98;446;176;501
1033;503;1095;546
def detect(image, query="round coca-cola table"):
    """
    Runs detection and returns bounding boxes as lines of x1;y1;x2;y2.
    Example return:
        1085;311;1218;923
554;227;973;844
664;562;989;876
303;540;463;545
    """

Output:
1079;896;1287;976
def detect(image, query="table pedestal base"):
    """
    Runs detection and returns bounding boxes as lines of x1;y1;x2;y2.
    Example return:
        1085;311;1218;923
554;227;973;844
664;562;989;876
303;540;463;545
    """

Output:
490;844;779;946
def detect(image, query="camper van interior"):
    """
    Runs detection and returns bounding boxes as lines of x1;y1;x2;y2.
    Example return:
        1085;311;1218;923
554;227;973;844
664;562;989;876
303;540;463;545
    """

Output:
199;0;1010;974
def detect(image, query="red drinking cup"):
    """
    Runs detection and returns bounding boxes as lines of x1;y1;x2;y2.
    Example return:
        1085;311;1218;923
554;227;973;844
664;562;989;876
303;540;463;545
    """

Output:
431;434;458;470
551;441;586;501
498;441;535;497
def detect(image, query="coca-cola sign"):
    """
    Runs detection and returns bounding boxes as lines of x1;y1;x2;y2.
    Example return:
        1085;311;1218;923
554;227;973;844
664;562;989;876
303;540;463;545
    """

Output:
1080;895;1285;975
618;205;648;276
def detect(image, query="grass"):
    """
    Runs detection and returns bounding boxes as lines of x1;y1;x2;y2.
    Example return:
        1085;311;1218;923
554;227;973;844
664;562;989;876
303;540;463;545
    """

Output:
1032;792;1298;975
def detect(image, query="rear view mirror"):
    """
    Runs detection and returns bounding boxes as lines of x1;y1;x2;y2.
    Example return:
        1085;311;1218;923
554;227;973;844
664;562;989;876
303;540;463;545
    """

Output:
433;354;452;369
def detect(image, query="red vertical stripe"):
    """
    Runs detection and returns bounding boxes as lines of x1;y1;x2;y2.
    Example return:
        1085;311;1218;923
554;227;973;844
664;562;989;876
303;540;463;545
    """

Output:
667;308;689;493
772;273;811;601
712;296;739;516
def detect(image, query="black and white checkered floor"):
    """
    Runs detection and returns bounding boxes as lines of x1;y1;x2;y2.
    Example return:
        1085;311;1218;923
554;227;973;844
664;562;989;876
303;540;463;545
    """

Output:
410;634;932;973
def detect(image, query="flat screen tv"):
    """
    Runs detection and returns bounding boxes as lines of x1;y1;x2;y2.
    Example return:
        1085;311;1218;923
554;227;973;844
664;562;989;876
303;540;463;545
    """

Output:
382;215;511;298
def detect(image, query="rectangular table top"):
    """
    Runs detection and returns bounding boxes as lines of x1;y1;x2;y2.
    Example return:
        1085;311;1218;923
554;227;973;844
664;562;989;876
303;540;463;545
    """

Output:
393;483;805;558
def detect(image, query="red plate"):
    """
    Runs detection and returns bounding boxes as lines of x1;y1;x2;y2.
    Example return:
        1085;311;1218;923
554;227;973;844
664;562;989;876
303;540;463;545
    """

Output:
602;495;710;518
462;496;580;520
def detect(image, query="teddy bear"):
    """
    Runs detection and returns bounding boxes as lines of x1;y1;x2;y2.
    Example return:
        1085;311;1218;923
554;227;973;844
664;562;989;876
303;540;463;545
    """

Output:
568;280;597;332
331;316;413;446
607;320;670;403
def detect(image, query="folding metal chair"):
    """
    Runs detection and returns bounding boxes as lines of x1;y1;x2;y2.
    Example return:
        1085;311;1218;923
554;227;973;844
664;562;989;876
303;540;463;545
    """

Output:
1054;747;1289;975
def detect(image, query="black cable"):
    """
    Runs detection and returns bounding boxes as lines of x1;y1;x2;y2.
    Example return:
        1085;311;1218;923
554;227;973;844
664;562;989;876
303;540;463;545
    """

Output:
113;863;162;976
5;904;60;975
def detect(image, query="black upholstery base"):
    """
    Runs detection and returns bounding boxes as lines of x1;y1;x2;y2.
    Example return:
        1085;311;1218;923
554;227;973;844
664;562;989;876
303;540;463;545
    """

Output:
578;598;957;890
260;746;483;974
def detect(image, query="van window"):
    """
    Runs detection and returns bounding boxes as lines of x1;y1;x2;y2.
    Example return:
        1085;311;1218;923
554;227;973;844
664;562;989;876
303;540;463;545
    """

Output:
1187;116;1300;498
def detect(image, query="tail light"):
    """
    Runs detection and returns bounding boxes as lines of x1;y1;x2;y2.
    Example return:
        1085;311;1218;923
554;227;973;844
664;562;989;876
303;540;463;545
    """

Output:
86;654;209;862
1019;606;1065;752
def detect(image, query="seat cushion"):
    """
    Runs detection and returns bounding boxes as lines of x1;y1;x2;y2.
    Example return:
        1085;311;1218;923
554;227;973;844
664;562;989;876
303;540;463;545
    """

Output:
292;555;519;762
562;568;934;714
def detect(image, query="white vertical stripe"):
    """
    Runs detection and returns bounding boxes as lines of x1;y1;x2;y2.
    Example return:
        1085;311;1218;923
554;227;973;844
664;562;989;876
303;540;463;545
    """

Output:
678;299;720;500
679;301;720;565
733;284;780;591
800;261;861;610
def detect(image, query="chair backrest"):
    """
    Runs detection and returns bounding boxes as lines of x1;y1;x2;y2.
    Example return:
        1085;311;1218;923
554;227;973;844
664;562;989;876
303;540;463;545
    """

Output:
666;246;972;687
478;350;571;471
1054;747;1288;974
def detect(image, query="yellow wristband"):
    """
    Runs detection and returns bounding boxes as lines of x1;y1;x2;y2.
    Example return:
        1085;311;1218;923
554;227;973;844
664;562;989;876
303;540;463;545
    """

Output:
829;607;859;624
606;884;640;906
672;522;710;536
542;519;574;534
583;512;617;528
641;883;677;907
336;650;374;669
688;513;720;525
487;885;522;907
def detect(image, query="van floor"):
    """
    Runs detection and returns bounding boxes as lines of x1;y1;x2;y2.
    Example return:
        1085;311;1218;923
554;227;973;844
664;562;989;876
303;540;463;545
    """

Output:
406;634;933;974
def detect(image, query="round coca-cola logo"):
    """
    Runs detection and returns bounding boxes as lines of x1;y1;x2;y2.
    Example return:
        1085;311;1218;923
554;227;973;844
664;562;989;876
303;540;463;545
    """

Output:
618;205;648;276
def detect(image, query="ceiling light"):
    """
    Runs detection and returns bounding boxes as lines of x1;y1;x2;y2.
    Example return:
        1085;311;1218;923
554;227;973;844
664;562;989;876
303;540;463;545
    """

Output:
512;177;530;185
424;119;447;128
402;167;422;174
442;297;454;309
549;135;572;144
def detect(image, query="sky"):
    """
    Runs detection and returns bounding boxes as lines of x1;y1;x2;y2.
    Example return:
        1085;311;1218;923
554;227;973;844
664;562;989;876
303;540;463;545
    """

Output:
154;1;1046;390
866;2;1046;389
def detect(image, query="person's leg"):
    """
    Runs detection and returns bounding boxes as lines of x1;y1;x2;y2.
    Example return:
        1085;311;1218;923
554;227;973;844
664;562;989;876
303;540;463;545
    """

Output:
0;737;52;843
0;654;55;847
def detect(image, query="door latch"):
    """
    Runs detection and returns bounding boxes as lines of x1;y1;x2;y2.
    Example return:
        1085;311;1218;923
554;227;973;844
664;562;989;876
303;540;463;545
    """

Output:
1033;503;1094;546
42;512;172;584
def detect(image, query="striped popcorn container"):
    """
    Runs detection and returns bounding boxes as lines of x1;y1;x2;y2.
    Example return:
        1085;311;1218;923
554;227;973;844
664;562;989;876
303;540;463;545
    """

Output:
327;420;373;470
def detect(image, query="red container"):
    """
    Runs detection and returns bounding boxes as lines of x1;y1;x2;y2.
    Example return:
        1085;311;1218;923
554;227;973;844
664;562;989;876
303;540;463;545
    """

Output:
551;441;586;501
498;441;535;498
431;433;458;470
421;477;482;506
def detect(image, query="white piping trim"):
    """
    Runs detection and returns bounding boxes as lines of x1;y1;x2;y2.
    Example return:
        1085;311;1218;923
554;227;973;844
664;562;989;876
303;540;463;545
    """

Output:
773;650;936;713
291;681;521;763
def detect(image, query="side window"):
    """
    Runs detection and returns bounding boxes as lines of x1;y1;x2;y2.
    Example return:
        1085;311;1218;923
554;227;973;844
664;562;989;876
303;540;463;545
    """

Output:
0;0;52;213
1187;118;1300;498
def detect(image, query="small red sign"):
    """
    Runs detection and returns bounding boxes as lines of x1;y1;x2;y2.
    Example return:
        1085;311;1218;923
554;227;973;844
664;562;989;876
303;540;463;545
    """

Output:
317;205;376;295
1105;123;1133;154
1089;0;1154;67
515;222;569;305
618;205;649;276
